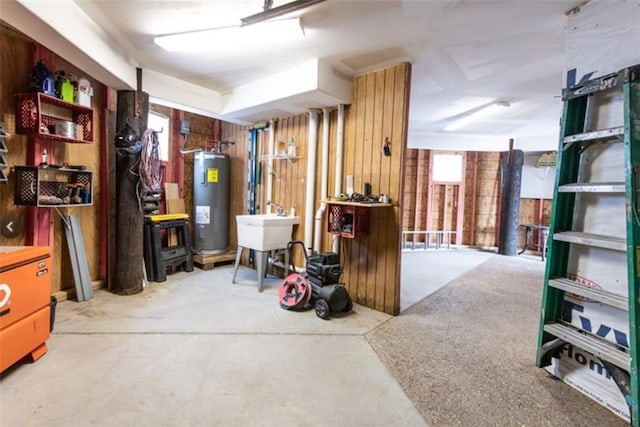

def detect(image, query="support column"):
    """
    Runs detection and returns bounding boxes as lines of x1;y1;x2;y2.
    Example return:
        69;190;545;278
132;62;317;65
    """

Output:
498;146;524;255
111;90;148;294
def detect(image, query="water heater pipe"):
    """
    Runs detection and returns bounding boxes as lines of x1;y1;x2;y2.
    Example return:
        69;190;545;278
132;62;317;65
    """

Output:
304;110;320;254
313;107;331;253
332;104;345;253
266;119;275;214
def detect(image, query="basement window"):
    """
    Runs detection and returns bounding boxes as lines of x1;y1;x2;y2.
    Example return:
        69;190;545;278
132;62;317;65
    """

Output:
148;111;170;162
432;153;463;183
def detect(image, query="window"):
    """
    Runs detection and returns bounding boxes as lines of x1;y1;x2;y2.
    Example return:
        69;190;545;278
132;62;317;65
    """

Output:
147;111;170;161
432;153;463;183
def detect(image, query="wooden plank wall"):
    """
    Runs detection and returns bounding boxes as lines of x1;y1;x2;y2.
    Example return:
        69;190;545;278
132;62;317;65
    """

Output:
403;149;552;251
463;152;479;244
218;122;249;253
403;149;418;231
1;26;104;295
413;150;431;242
403;150;500;247
54;56;104;292
518;198;552;251
266;115;309;267
181;111;218;215
334;63;411;315
467;152;501;247
0;26;32;251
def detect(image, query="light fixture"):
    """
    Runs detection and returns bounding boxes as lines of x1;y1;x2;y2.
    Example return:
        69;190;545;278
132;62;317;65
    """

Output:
444;101;510;132
536;152;557;168
154;18;303;53
241;0;326;26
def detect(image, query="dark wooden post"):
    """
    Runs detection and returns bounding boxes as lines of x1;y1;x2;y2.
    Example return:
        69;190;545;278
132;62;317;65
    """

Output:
111;90;148;294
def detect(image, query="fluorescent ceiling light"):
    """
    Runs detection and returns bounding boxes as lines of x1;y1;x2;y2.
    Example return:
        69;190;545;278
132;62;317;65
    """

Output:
241;0;326;26
444;101;510;132
154;18;303;53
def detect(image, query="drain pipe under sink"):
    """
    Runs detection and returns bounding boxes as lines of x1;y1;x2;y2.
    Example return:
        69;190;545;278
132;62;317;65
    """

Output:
313;107;331;253
304;110;320;255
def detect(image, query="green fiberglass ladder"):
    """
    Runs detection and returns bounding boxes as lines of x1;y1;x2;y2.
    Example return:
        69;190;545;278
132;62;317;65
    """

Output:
536;64;640;424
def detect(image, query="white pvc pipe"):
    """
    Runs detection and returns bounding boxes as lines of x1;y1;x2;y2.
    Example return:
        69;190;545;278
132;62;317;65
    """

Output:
266;119;275;214
313;107;331;253
334;104;345;198
320;108;330;207
332;104;345;253
304;110;320;254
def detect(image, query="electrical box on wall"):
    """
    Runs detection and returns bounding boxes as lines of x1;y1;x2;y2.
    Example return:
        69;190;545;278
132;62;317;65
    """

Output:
180;120;190;135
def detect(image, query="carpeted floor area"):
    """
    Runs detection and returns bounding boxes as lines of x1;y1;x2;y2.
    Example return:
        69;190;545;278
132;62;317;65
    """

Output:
367;255;628;426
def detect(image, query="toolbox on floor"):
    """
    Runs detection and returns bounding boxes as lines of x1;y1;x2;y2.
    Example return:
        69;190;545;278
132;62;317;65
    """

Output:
0;246;53;373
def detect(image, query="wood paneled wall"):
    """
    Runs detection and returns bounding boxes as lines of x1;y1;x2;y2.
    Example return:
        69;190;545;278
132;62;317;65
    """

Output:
334;63;411;314
1;26;104;296
54;57;104;292
215;121;253;255
0;27;33;250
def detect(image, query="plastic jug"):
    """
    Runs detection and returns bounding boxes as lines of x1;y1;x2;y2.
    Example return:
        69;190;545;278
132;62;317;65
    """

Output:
59;78;74;103
40;77;56;97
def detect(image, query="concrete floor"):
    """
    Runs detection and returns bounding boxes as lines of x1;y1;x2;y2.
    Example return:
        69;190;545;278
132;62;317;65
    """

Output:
400;247;495;311
0;250;491;426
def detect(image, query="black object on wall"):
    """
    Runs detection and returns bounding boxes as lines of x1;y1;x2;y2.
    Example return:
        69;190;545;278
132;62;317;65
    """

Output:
498;149;524;256
111;90;148;295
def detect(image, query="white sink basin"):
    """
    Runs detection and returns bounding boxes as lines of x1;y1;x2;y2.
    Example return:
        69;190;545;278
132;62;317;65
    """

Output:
236;214;299;251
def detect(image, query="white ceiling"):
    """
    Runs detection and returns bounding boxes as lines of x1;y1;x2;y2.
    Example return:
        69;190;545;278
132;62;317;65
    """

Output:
4;0;580;151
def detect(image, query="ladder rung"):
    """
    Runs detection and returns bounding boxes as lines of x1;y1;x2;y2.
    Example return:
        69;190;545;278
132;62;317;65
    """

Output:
558;182;625;193
543;323;630;370
553;231;626;251
564;126;625;144
548;278;628;311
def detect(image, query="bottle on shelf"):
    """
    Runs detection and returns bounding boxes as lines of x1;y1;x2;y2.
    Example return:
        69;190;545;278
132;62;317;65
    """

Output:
287;137;296;158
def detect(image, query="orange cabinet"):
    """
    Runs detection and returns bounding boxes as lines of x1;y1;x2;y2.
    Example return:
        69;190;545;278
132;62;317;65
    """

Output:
0;246;52;373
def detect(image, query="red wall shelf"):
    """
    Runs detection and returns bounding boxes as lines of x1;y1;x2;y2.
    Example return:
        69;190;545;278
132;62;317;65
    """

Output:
15;92;94;143
325;200;392;239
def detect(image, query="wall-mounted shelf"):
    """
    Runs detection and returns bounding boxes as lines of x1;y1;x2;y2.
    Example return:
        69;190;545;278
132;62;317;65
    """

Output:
13;166;93;207
325;200;392;238
261;154;302;161
15;92;94;143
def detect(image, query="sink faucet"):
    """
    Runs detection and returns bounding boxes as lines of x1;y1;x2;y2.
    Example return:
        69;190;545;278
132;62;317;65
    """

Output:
267;200;286;216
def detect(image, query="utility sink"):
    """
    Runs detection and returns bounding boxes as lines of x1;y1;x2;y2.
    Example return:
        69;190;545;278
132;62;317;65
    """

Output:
236;214;299;251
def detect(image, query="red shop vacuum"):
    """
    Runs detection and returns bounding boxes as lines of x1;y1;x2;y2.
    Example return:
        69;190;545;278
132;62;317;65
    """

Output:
279;241;352;319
